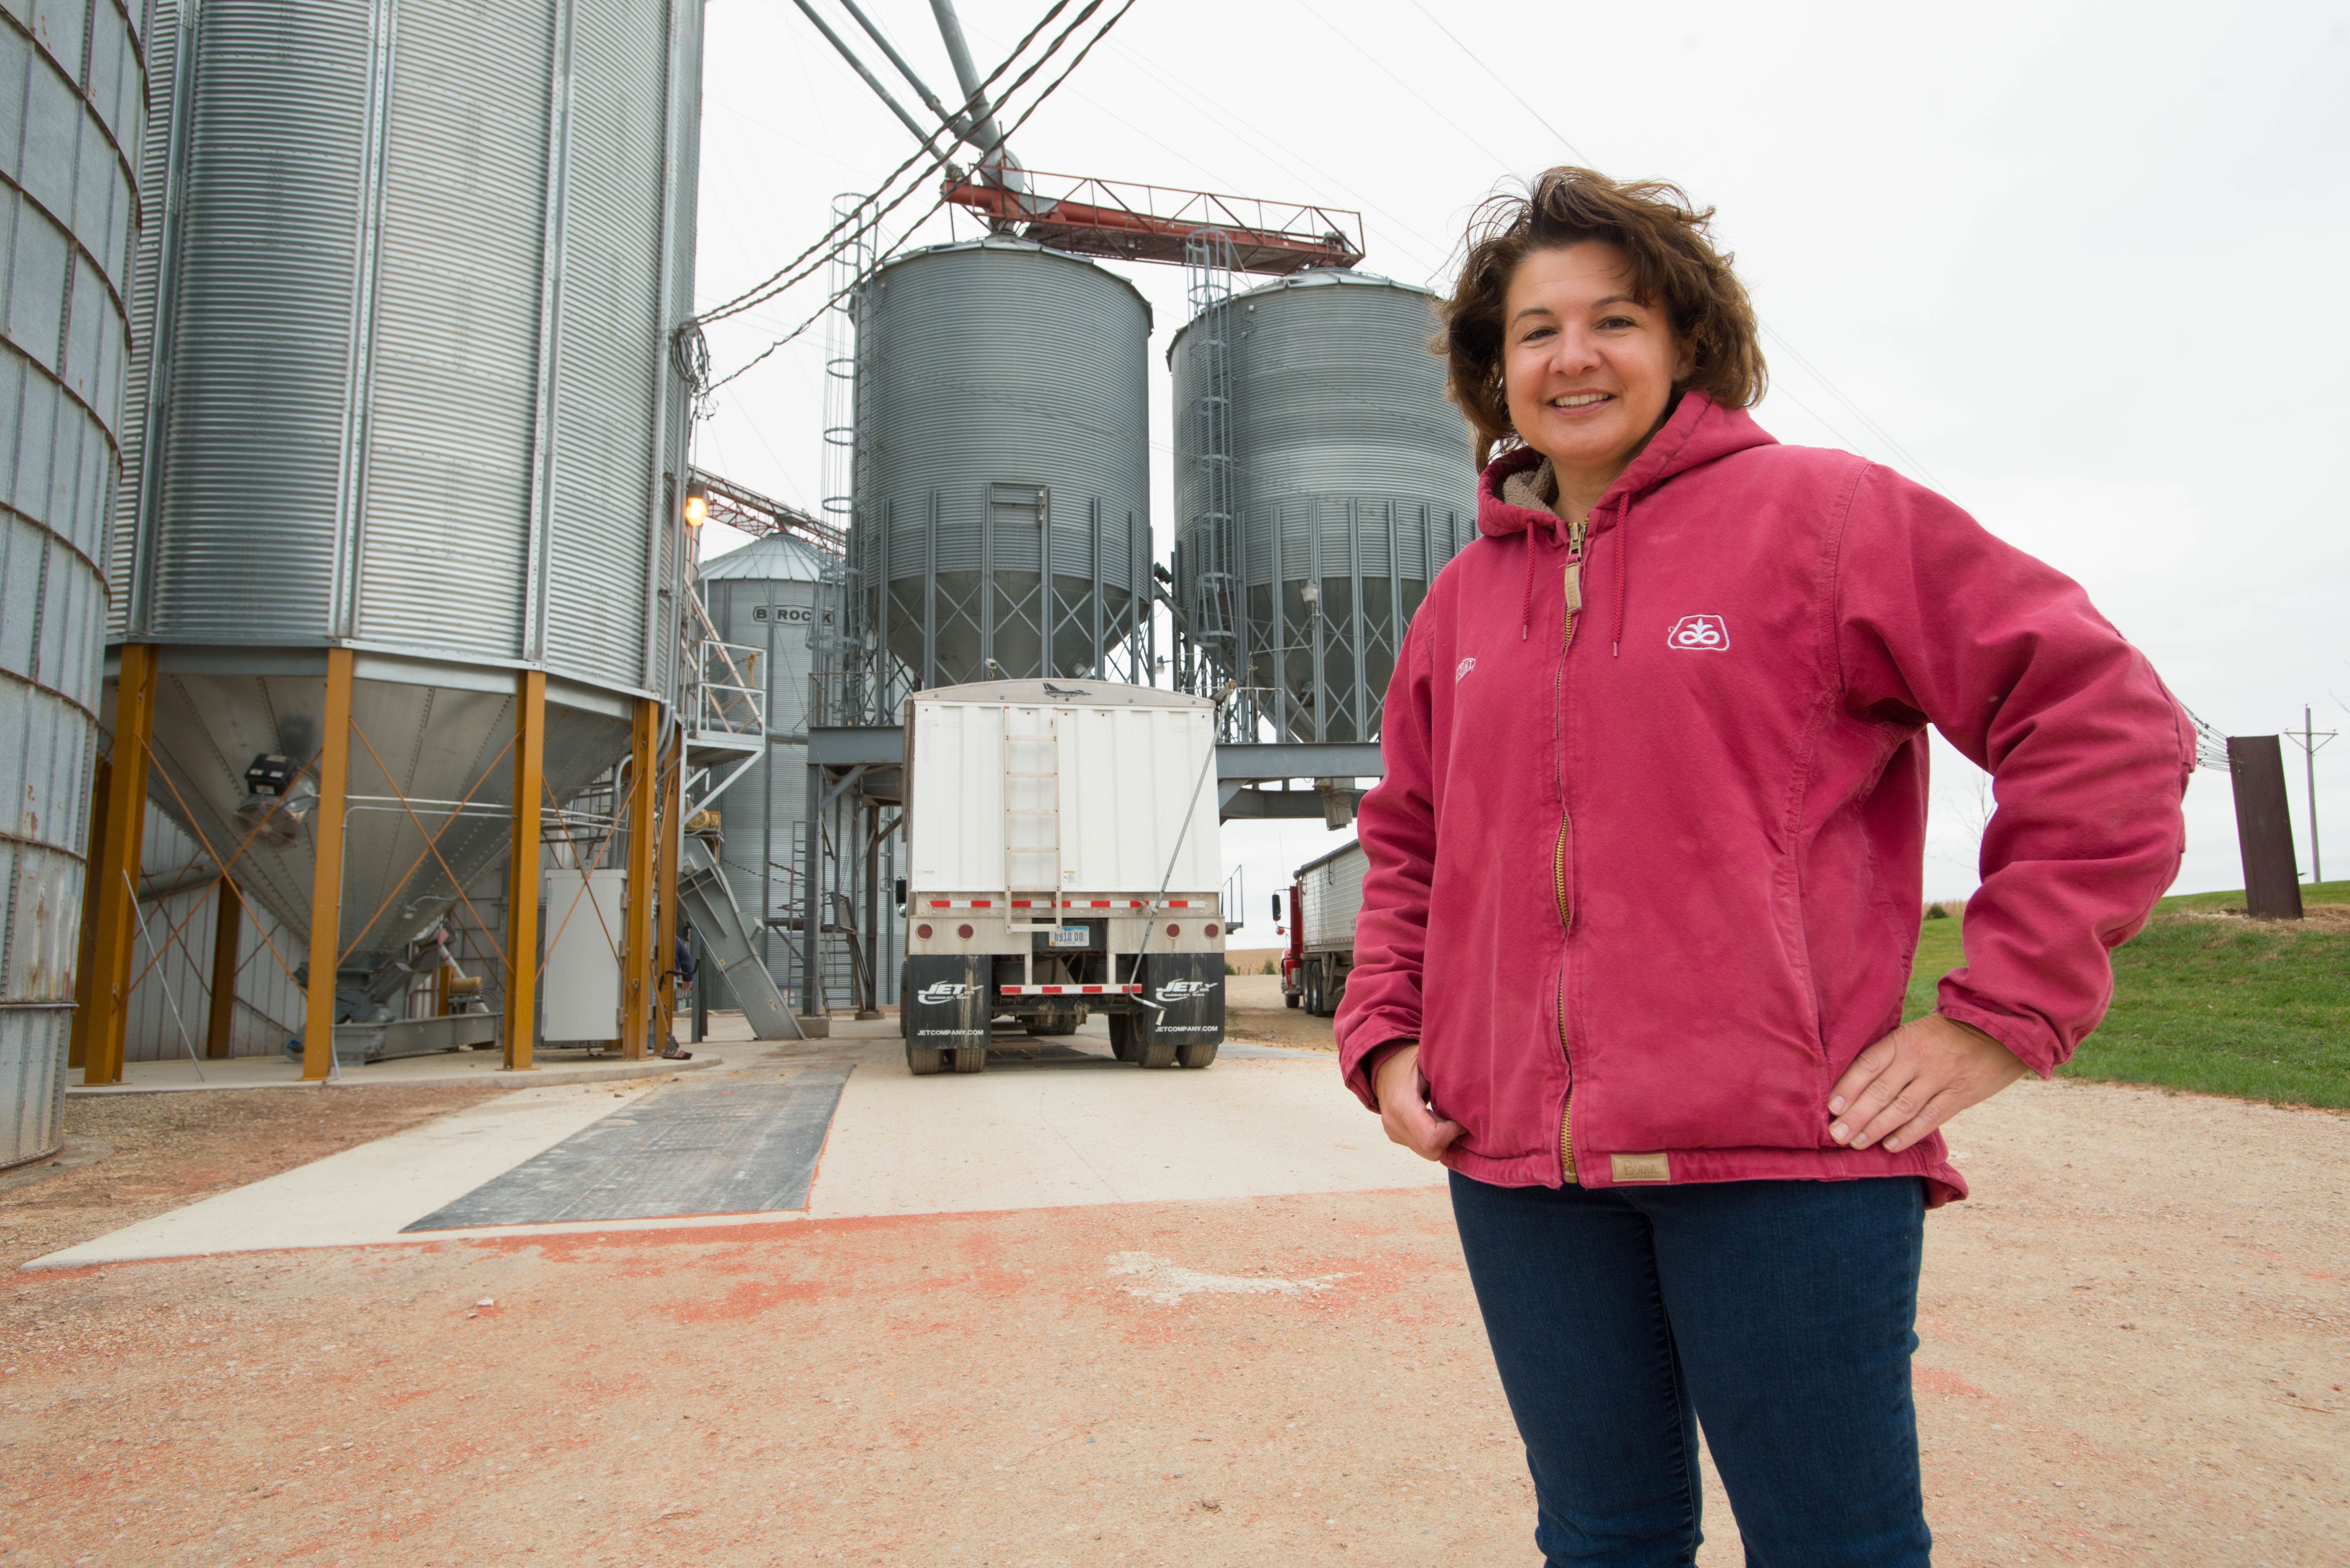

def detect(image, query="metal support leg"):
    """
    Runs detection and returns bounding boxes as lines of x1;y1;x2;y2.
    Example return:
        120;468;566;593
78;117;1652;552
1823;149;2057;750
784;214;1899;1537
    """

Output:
80;644;156;1085
799;756;827;1033
206;877;242;1058
502;669;547;1071
301;647;355;1082
621;697;657;1060
858;798;881;1019
654;729;681;1051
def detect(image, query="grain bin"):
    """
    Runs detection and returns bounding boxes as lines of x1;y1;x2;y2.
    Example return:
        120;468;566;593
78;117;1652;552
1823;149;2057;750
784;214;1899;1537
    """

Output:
1169;269;1474;743
848;237;1153;713
1;0;146;1161
100;0;703;1021
696;531;899;999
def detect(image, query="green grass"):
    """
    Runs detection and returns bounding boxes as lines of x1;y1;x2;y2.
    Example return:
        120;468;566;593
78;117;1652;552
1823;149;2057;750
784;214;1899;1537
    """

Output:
1906;882;2350;1110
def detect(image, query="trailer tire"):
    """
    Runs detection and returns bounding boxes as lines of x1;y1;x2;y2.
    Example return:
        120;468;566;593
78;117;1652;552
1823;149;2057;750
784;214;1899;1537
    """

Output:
1176;1038;1218;1069
906;1044;944;1075
1304;964;1322;1016
950;1046;987;1074
1113;1010;1176;1067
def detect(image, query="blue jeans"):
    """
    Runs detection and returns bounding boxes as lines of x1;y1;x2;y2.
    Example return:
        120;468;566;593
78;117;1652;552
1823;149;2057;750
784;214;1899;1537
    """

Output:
1448;1172;1931;1568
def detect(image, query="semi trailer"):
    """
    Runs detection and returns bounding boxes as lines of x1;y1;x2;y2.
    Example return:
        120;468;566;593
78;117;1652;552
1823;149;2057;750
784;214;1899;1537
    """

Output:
899;680;1226;1074
1280;838;1367;1016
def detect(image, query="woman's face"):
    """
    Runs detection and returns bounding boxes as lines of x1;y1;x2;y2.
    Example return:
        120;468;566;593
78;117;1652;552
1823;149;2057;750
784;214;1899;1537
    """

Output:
1501;241;1693;485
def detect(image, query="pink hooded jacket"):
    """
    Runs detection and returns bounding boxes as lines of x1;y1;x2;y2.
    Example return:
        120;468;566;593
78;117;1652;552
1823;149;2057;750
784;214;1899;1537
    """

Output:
1334;392;2194;1205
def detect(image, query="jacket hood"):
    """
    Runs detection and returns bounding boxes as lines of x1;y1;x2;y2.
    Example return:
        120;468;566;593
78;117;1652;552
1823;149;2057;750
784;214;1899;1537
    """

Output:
1476;391;1779;540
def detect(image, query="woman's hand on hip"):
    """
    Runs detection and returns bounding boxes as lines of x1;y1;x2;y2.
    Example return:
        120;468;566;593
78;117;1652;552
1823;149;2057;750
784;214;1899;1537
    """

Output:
1829;1014;2028;1153
1375;1043;1465;1162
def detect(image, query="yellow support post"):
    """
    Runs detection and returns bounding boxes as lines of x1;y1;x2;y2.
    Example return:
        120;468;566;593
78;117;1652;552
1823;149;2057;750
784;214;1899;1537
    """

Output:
621;698;658;1060
300;648;355;1082
81;643;158;1086
206;878;242;1059
653;727;681;1054
502;670;547;1071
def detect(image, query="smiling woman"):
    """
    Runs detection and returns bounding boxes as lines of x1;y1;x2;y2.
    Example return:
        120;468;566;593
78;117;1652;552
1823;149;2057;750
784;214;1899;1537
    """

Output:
1330;167;2197;1568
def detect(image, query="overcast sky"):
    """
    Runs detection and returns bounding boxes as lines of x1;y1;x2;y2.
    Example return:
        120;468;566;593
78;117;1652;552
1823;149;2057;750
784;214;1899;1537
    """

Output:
689;0;2350;918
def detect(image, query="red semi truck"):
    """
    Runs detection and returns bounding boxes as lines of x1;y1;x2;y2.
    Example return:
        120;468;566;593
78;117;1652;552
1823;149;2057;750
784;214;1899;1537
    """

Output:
1278;839;1367;1017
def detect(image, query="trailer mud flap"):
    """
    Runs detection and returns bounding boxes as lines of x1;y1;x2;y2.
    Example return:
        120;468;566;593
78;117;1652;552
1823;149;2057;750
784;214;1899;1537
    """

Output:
904;956;993;1047
1141;954;1224;1044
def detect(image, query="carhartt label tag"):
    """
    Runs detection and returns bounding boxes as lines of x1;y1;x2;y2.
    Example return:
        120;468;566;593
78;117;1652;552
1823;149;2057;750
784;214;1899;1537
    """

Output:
1611;1152;1671;1183
1562;562;1581;615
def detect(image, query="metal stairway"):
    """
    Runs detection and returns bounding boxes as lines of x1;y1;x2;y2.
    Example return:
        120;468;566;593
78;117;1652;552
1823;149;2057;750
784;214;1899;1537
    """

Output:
677;834;800;1039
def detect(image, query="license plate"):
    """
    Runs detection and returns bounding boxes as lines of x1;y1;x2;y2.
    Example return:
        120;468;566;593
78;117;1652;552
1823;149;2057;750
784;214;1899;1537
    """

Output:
1047;925;1090;948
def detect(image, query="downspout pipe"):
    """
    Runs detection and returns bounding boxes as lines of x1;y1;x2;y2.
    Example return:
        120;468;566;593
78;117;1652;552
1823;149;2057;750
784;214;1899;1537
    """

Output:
836;0;969;138
927;0;1026;191
791;0;950;155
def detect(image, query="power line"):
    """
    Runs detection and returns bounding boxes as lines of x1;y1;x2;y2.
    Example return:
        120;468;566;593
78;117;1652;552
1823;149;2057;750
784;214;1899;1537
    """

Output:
1402;0;1592;166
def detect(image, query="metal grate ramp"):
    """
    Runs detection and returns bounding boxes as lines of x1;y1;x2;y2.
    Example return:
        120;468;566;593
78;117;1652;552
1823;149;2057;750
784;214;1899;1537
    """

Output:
401;1071;849;1231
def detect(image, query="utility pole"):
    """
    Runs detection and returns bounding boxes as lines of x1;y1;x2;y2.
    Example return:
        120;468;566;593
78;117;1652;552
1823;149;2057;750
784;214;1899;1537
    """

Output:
2285;706;2337;884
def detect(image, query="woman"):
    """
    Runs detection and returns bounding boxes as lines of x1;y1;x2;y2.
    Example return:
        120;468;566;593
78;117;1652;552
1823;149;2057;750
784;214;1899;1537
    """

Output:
1335;169;2192;1566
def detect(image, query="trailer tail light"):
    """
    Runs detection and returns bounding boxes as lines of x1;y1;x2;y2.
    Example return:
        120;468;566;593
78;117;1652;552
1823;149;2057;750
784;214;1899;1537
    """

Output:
916;923;933;939
1166;923;1180;938
1205;923;1219;939
958;923;974;939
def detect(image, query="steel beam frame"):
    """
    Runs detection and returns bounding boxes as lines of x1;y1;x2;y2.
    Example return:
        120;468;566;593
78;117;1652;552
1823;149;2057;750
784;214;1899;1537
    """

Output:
301;648;356;1082
622;697;658;1059
206;878;242;1058
78;643;158;1085
503;670;548;1070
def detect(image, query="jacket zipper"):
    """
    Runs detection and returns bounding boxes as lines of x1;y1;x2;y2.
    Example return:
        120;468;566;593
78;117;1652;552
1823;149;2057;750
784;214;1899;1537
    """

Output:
1555;517;1587;1185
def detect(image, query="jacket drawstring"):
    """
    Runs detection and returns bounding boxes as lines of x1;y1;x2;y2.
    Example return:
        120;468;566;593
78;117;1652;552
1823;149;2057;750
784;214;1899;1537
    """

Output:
1611;494;1631;657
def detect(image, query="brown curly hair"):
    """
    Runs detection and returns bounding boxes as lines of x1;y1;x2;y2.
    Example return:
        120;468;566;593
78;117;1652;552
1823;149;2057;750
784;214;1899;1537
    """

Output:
1436;168;1767;469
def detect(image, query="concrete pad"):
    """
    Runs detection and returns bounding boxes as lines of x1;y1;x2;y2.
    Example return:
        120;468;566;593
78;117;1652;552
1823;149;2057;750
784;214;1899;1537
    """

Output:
25;1017;1422;1269
807;1037;1442;1220
21;1079;675;1269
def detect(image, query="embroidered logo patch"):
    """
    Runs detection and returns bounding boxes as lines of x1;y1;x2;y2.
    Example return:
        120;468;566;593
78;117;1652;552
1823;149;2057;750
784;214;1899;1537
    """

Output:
1455;657;1477;682
1667;614;1730;652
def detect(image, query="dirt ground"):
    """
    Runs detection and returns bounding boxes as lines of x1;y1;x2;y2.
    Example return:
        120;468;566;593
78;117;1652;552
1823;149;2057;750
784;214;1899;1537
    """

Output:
2;1030;2346;1565
1223;972;1340;1053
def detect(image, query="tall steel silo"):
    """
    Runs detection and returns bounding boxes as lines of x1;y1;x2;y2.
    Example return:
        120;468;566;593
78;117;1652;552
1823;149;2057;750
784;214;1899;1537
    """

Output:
847;237;1153;716
1;0;145;1162
1170;269;1474;743
89;0;703;1071
696;531;882;991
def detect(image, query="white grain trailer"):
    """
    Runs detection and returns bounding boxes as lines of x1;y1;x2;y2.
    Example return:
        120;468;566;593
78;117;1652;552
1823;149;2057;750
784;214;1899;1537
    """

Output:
1284;838;1367;1016
899;681;1226;1074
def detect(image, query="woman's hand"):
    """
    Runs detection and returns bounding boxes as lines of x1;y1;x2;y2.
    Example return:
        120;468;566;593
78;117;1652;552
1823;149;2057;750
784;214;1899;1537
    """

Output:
1375;1043;1465;1162
1828;1014;2029;1153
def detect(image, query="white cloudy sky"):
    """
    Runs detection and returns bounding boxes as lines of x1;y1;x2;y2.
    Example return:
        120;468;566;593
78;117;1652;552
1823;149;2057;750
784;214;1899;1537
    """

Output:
689;0;2350;916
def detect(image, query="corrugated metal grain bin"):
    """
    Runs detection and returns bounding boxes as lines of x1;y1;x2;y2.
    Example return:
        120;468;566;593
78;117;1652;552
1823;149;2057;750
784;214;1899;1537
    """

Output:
1170;269;1474;743
104;0;704;994
850;238;1153;709
1;0;146;1162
